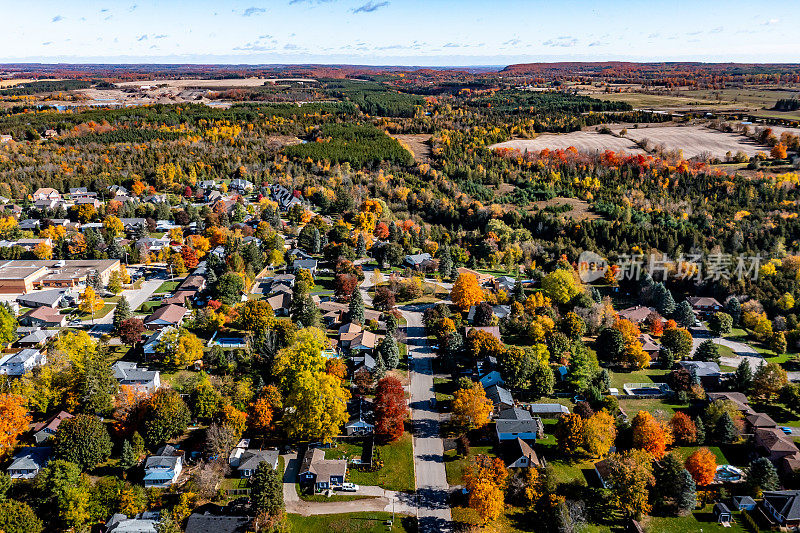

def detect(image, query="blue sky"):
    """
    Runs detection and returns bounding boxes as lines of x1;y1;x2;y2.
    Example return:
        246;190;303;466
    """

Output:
3;0;799;65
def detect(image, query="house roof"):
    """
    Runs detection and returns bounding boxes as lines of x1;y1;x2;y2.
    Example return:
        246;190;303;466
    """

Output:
498;407;532;420
404;253;432;266
7;447;51;471
679;360;721;377
300;448;347;484
293;259;318;270
32;411;73;434
18;329;59;345
496;418;541;435
23;306;64;324
511;437;540;466
687;296;722;308
465;325;502;341
237;449;279;472
112;361;159;385
528;403;570;415
144;304;188;325
185;514;251;533
179;275;205;291
264;293;291;313
145;445;183;470
756;428;799;454
485;384;513;406
617;305;654;323
16;288;66;307
763;491;800;522
106;513;159;533
594;458;613;482
707;392;753;414
162;290;196;306
746;412;777;428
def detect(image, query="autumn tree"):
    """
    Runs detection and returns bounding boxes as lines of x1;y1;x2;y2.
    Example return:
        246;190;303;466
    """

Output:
466;328;503;361
583;410;617;457
451;382;493;433
450;272;483;312
604;449;655;518
374;376;407;442
555;413;585;456
631;410;672;459
0;500;43;533
52;414;112;470
661;327;693;359
669;412;697;445
541;268;581;305
156;327;203;368
78;286;104;317
464;455;509;523
0;394;31;448
752;361;788;400
119;318;145;345
685;447;717;486
143;389;191;446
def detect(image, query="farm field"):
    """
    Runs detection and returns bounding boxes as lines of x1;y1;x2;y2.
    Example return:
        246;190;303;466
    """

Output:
490;131;647;155
611;124;768;159
392;133;432;162
116;77;315;88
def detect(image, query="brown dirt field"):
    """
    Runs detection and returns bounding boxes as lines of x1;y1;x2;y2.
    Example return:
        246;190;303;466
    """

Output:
491;131;646;155
117;78;315;88
0;78;61;88
613;124;768;159
392;134;432;163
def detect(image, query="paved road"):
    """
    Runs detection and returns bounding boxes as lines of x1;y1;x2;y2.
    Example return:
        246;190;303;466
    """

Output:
400;304;453;533
690;325;764;372
86;279;163;335
281;453;416;517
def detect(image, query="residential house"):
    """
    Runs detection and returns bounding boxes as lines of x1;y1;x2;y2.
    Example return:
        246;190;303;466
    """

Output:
495;418;542;442
75;196;101;209
292;259;318;276
754;427;799;463
34;197;61;210
144;445;184;488
120;218;147;231
179;274;206;292
503;437;542;469
229;179;253;193
112;361;161;393
18;219;40;231
639;333;660;361
0;349;46;376
288;249;312;260
594;458;616;489
528;403;570;418
403;253;432;269
269;184;302;211
142;328;170;357
185;513;251;533
16;288;69;308
198;180;217;190
679;360;723;389
485;384;514;411
746;412;778;433
235;449;279;478
32;187;61;201
617;305;655;325
105;512;160;533
7;447;51;479
298;448;347;491
706;392;754;415
467;304;511;323
108;185;129;197
345;418;375;436
144;304;188;329
264;292;292;316
732;496;757;511
494;276;517;292
464;325;502;342
761;490;800;528
686;296;723;317
16;328;59;348
228;439;251;467
714;502;733;524
478;370;505;389
32;411;73;444
162;290;196;306
14;238;54;252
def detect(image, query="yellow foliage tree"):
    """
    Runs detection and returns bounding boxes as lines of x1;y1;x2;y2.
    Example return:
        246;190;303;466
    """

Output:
78;286;104;316
583;410;617;457
450;272;483;312
452;382;493;432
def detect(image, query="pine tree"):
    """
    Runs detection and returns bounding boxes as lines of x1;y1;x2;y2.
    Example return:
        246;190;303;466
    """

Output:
725;296;742;325
379;334;400;369
356;233;366;258
438;245;453;279
250;462;284;515
348;289;365;324
694;416;706;445
714;412;738;443
747;457;779;494
119;439;137;470
389;221;400;243
373;355;387;381
676;469;697;512
311;228;321;254
113;296;132;331
733;359;753;393
385;313;398;335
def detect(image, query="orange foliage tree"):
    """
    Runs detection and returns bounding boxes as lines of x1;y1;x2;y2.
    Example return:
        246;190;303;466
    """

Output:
669;411;697;445
464;455;509;523
555;413;585;455
450;272;483;312
466;328;503;361
685;447;717;486
452;382;493;433
0;394;31;449
631;410;672;459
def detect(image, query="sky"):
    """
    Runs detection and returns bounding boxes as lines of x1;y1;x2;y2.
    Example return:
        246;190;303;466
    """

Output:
2;0;799;66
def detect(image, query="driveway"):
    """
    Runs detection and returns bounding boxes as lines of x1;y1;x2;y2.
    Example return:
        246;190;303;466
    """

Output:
86;279;163;335
400;304;453;533
690;325;764;372
281;453;416;517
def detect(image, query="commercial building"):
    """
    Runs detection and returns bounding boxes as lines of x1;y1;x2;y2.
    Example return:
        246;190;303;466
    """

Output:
0;259;121;294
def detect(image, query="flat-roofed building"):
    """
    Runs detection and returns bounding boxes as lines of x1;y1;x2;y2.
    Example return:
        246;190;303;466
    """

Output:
0;259;120;293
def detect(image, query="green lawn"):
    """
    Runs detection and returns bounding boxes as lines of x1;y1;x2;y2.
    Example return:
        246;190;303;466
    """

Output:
444;445;492;486
287;512;414;533
645;505;746;532
76;302;116;321
155;280;180;293
671;445;728;465
608;367;668;389
137;300;162;313
326;433;415;492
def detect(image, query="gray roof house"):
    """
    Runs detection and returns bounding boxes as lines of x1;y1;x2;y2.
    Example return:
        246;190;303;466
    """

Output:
292;259;318;275
17;328;59;348
528;403;570;418
496;418;543;442
112;361;161;393
16;288;70;308
105;512;160;533
236;449;280;478
298;448;347;491
7;447;52;479
762;491;800;527
403;253;432;268
144;445;184;488
0;349;46;376
485;384;514;410
185;513;251;533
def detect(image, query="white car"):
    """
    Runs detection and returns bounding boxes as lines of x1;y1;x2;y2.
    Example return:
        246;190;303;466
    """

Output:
338;482;359;492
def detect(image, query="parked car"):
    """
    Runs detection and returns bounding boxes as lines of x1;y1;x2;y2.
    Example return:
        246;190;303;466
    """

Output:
780;426;793;435
338;483;359;492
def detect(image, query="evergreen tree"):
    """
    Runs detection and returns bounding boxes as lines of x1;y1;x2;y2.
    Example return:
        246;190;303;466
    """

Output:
347;289;365;324
250;462;284;516
119;439;137;470
653;282;676;316
732;359;753;393
373;355;387;381
513;278;525;302
674;301;696;327
356;233;366;258
725;296;742;325
378;333;400;369
388;221;400;242
695;340;720;364
113;296;132;331
438;245;453;279
385;313;398;335
659;347;675;369
714;412;738;443
311;228;321;254
654;454;696;514
694;416;706;445
747;457;779;494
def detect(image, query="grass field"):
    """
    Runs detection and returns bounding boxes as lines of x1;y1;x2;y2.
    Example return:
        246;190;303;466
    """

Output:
326;433;415;492
645;505;747;532
155;280;180;293
444;445;492;486
287;512;415;533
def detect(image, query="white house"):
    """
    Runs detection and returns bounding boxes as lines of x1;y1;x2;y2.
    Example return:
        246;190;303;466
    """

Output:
144;445;183;488
0;349;46;377
7;447;51;479
112;361;161;393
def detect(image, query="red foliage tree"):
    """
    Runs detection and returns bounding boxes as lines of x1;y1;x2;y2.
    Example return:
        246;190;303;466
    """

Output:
181;246;199;269
374;376;407;443
373;286;396;311
374;222;389;240
335;273;358;301
669;411;697;444
119;318;145;346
